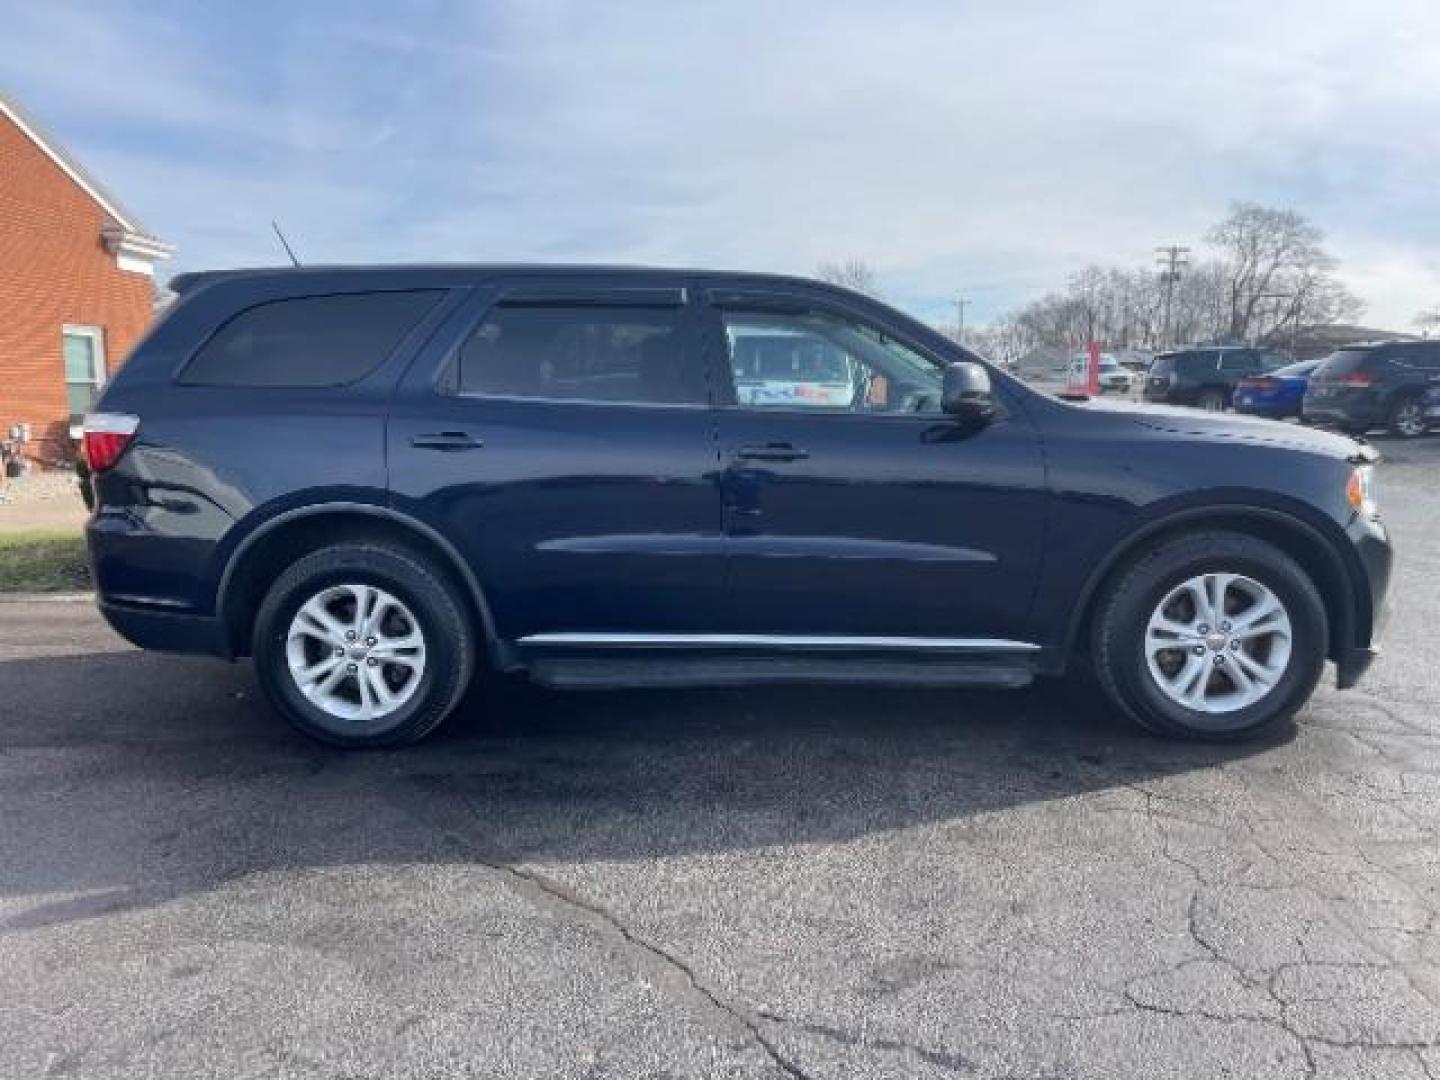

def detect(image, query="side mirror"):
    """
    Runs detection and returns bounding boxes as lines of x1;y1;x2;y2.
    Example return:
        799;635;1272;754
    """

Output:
941;362;998;424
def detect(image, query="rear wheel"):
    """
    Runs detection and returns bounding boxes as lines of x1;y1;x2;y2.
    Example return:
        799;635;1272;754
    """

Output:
1093;532;1327;740
1388;394;1427;438
252;543;475;747
1196;388;1228;412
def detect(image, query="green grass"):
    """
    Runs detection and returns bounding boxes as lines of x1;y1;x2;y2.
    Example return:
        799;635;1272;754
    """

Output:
0;530;91;592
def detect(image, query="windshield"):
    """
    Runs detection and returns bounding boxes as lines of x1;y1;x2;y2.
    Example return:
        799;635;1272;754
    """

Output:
1271;358;1322;378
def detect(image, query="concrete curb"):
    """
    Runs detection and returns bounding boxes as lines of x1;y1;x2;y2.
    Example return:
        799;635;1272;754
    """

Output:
0;591;94;604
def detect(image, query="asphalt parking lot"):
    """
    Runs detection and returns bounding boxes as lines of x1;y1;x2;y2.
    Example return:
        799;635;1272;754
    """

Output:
2;437;1438;1080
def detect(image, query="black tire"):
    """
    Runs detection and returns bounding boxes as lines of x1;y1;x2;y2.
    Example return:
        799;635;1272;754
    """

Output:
1196;388;1228;412
252;543;476;748
1387;394;1427;439
1092;531;1327;740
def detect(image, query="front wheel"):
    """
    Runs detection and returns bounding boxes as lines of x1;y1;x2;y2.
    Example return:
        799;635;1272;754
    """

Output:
1092;532;1327;740
252;543;476;747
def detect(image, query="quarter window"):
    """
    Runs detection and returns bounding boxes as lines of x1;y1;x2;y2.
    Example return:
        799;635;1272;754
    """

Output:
62;326;106;417
721;310;943;414
181;290;443;387
451;304;702;405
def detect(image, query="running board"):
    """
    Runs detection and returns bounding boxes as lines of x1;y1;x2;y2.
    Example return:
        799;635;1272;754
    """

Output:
525;655;1036;691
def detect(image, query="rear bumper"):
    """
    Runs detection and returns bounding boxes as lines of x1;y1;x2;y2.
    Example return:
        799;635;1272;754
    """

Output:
1233;398;1295;418
98;599;231;658
1303;392;1384;428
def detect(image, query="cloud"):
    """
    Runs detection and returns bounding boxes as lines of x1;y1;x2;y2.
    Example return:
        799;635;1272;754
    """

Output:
5;0;1438;327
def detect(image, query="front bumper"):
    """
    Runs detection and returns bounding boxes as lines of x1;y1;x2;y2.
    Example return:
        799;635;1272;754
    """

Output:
1335;646;1378;690
1337;511;1393;688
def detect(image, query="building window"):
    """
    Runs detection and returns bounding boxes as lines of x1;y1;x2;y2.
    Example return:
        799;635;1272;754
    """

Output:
62;326;106;417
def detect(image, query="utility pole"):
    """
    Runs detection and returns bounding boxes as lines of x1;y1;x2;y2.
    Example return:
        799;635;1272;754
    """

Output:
1155;245;1189;349
955;298;971;345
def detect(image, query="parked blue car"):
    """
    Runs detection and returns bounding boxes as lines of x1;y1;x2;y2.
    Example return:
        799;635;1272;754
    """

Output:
1233;358;1323;419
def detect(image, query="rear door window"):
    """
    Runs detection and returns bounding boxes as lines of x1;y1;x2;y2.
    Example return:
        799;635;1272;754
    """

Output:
449;303;704;406
182;290;443;387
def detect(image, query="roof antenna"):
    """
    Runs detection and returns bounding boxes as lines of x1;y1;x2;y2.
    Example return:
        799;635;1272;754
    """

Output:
271;220;301;267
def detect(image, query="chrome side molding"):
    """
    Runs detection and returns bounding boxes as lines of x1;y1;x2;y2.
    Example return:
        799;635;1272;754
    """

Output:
517;632;1041;651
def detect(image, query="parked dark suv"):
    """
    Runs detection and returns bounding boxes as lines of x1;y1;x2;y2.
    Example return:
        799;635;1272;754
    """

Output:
84;266;1391;747
1143;347;1287;411
1302;341;1440;437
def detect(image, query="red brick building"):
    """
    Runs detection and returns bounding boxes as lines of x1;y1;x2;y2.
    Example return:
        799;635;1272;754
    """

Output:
1;93;172;466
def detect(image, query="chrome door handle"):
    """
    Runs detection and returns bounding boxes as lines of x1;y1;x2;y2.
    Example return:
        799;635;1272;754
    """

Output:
411;431;483;451
734;443;809;463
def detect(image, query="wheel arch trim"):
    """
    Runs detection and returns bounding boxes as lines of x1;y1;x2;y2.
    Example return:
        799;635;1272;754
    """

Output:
1057;502;1362;672
215;501;501;660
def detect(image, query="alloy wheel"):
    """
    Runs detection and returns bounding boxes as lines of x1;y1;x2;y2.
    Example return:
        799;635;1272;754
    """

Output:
1394;399;1426;437
285;584;427;723
1144;573;1292;715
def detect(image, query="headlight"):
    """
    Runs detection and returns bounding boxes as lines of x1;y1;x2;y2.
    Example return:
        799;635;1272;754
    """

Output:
1346;465;1377;517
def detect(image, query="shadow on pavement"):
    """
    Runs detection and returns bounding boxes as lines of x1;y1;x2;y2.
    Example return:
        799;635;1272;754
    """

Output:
0;648;1288;931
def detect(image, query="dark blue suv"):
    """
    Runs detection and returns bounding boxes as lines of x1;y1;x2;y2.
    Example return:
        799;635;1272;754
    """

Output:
84;266;1392;747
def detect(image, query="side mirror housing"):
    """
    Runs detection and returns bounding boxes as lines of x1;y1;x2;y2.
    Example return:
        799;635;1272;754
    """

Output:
941;362;998;424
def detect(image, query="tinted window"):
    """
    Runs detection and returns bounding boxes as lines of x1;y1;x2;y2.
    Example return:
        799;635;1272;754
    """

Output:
452;304;701;405
182;291;442;387
1176;352;1216;374
1388;345;1440;372
1272;358;1322;378
1314;349;1380;378
1217;351;1255;373
722;309;943;413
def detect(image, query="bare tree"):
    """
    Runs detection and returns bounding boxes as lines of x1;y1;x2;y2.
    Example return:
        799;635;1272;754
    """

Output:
1206;201;1362;342
815;258;882;298
1003;202;1362;354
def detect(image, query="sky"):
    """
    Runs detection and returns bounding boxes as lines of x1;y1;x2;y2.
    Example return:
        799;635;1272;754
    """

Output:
4;0;1440;329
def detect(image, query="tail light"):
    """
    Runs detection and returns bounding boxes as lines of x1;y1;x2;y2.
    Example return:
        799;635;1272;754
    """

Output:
82;413;140;473
1337;372;1374;387
1241;377;1276;390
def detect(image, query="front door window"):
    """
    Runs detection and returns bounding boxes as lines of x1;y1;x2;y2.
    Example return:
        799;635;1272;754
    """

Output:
720;310;944;415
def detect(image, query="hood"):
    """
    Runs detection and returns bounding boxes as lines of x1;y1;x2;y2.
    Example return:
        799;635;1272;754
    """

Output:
1075;398;1378;463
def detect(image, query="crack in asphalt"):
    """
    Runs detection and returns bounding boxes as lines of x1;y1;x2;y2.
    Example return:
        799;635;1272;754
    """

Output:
422;793;813;1080
754;1009;974;1075
1111;777;1440;1075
